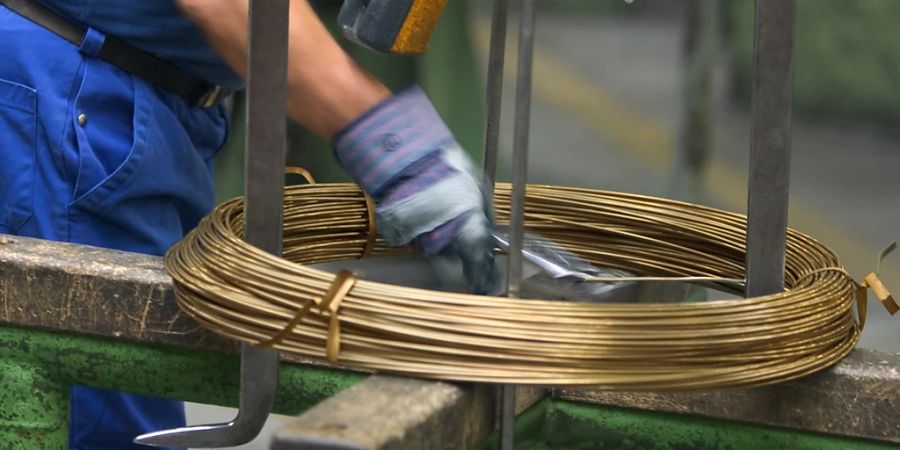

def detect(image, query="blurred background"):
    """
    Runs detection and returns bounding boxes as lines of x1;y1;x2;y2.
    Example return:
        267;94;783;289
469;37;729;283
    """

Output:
199;1;900;446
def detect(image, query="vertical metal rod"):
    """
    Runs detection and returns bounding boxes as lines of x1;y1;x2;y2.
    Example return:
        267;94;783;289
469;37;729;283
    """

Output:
239;0;292;437
672;0;717;202
132;0;290;447
501;1;537;449
484;1;513;445
244;0;290;255
482;0;510;189
507;0;536;299
746;0;796;298
498;384;516;449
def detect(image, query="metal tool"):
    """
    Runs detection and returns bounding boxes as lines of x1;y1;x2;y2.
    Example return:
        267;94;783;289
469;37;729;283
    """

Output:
338;0;448;55
134;0;290;446
492;229;643;302
494;228;747;298
492;228;604;281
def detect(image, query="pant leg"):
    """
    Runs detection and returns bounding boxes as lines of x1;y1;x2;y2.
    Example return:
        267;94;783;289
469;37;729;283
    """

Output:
69;388;186;450
0;8;228;449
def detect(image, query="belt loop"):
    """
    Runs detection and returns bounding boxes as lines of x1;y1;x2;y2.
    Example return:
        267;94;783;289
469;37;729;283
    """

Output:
78;27;106;57
198;85;224;108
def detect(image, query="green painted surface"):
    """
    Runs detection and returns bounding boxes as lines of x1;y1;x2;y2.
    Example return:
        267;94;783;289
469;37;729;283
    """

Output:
0;325;364;449
474;397;554;450
476;399;897;450
0;360;68;449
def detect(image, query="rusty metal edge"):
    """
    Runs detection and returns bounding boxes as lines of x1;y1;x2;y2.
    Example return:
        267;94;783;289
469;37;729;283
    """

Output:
0;233;328;368
553;348;900;444
270;375;546;450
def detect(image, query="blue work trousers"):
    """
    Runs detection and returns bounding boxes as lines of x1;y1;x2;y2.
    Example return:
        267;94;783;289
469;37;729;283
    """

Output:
0;7;228;449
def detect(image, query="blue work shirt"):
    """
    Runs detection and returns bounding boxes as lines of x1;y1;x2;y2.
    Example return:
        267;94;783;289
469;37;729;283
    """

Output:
0;2;232;449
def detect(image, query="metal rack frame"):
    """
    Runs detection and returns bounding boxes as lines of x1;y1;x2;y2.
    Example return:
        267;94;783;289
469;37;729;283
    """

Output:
140;0;798;447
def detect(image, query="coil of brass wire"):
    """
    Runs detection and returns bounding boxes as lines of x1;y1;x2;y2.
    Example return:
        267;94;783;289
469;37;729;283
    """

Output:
165;182;863;390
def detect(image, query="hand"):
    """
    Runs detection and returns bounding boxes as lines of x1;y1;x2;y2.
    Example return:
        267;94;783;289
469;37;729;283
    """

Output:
334;87;495;294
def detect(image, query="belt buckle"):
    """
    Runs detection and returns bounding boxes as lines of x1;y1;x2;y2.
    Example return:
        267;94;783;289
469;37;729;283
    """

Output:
198;85;226;108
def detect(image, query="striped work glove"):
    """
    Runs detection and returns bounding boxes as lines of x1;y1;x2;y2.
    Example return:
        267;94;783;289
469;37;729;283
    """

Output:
334;86;495;294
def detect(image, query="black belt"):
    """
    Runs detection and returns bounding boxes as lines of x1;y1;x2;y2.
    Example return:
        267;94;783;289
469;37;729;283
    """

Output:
0;0;227;107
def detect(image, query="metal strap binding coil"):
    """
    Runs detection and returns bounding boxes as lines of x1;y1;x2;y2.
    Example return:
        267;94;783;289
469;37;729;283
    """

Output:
257;269;355;363
165;182;892;390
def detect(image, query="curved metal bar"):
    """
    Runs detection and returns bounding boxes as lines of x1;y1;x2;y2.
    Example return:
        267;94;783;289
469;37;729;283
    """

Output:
135;0;290;446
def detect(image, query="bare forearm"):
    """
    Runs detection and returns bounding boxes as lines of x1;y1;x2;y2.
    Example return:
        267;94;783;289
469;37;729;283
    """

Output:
178;0;390;138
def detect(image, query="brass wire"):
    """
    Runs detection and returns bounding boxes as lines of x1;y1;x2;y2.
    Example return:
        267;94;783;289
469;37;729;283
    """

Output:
165;183;867;390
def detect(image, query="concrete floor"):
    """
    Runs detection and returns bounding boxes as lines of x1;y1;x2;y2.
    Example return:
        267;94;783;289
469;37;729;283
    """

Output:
185;6;899;449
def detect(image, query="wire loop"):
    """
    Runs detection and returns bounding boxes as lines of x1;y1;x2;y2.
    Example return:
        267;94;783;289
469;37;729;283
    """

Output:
285;166;316;184
166;183;869;389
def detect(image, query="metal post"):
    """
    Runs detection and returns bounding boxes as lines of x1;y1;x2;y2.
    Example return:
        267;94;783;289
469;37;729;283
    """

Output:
501;0;537;448
507;0;536;299
745;0;796;297
483;1;513;445
134;0;291;446
482;0;509;189
672;0;717;202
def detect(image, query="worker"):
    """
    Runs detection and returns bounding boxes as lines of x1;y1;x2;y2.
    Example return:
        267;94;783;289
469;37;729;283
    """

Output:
0;0;494;448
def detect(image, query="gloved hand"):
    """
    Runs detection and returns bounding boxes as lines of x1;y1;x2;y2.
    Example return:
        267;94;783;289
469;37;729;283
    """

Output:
334;86;495;294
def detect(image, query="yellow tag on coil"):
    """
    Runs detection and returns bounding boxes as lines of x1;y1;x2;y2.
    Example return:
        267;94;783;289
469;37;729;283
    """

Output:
863;273;898;315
